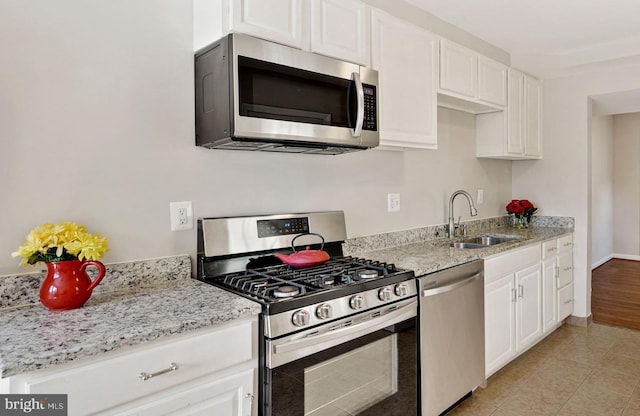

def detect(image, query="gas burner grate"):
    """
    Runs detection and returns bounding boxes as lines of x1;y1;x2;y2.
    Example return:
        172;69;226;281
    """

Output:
215;256;401;302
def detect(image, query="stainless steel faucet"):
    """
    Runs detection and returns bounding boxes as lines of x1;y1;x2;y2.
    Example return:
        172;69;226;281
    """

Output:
447;190;478;238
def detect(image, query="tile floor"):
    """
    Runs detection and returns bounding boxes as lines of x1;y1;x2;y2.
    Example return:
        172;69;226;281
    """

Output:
450;323;640;416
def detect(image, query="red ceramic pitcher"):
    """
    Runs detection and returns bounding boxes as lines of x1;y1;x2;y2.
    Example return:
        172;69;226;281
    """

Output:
40;260;106;311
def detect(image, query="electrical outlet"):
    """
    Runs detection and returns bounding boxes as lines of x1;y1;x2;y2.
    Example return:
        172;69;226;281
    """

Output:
477;189;484;204
170;201;193;231
387;193;401;212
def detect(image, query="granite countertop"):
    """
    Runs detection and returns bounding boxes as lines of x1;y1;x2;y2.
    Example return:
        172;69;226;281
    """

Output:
352;226;572;276
0;221;570;379
0;257;261;379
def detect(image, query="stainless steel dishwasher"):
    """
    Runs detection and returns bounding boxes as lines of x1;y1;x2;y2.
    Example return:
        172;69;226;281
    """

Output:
419;259;485;416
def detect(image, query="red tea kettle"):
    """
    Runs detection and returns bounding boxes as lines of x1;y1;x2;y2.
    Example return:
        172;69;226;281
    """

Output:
274;233;330;268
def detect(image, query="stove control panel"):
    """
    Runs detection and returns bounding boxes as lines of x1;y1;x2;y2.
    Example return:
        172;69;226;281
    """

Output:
267;279;418;338
257;217;309;238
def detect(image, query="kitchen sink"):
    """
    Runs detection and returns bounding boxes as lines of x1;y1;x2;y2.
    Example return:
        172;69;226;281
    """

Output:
450;235;520;249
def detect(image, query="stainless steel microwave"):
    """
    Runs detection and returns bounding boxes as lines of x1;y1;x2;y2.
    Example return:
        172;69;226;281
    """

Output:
195;33;379;155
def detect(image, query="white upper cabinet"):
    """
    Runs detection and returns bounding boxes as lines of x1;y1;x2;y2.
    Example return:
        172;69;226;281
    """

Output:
310;0;369;65
194;0;370;65
229;0;304;48
524;73;542;157
478;55;507;107
476;68;542;159
371;8;438;150
439;39;477;98
438;39;506;114
506;69;525;154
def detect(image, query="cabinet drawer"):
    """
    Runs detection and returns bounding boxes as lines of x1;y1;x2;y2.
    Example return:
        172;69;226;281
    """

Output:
484;244;541;283
558;283;573;321
557;251;573;288
541;239;558;259
557;234;573;253
22;319;256;415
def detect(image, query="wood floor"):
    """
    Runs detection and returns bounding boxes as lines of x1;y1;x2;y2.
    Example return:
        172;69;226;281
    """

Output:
592;258;640;330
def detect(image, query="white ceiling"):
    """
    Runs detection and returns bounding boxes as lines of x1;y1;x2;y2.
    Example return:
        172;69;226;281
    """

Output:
405;0;640;79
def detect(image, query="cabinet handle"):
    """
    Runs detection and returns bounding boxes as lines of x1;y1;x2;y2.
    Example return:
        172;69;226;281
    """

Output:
245;393;254;415
512;288;517;303
564;299;573;304
563;267;572;272
548;247;557;252
564;242;572;247
139;363;178;381
518;284;524;298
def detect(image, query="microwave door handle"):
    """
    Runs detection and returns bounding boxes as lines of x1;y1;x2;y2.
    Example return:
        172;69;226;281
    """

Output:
351;72;364;137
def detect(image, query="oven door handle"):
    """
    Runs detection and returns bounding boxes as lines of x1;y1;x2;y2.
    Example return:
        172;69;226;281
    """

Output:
269;300;416;367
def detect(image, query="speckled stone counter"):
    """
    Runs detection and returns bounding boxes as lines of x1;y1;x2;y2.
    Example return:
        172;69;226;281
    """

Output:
345;220;573;277
0;256;261;378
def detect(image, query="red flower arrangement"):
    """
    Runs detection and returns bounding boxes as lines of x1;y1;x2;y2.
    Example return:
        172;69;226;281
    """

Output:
506;199;538;223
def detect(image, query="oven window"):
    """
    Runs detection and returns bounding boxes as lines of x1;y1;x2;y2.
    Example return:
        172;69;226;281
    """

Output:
238;56;357;128
269;319;417;416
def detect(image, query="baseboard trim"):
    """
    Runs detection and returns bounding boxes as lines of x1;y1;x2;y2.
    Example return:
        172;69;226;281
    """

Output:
592;255;613;269
612;254;640;262
565;315;592;328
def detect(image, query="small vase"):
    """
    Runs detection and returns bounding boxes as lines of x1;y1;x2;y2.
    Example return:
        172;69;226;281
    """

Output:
40;260;106;311
512;216;527;229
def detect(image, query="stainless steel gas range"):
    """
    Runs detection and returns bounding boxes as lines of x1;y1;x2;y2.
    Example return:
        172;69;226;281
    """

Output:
197;211;418;416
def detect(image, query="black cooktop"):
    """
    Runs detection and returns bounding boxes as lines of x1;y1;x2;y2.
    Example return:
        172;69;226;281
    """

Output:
199;256;415;314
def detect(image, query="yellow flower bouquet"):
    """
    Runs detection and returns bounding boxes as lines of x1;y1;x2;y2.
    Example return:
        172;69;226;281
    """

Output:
12;222;109;266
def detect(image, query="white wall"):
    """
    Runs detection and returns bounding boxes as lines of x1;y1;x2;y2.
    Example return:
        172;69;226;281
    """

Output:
590;115;613;268
613;113;640;257
0;0;511;275
513;66;640;318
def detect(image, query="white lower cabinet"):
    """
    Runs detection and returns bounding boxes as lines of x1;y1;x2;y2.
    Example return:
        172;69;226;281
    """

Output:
515;263;543;350
484;244;541;377
542;256;558;333
119;368;255;416
4;317;258;416
485;233;574;377
557;235;574;320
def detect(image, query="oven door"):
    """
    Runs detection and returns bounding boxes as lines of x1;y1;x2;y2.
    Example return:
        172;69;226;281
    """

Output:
264;299;418;416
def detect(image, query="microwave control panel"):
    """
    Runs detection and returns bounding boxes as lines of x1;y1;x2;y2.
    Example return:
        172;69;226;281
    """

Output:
363;85;377;131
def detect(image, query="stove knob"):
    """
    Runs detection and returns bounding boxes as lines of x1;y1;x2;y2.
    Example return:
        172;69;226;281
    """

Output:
292;310;310;327
378;287;392;301
316;304;333;320
394;283;409;297
349;295;364;310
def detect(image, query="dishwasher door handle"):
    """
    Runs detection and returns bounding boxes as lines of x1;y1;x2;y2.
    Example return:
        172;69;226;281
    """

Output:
422;272;483;297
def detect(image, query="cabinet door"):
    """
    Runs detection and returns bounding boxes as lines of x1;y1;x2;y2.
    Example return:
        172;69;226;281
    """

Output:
558;283;574;321
485;273;516;377
478;56;507;107
439;40;477;98
371;9;438;149
515;263;542;351
557;251;573;288
542;257;558;333
507;68;524;155
119;368;255;416
524;75;542;157
310;0;369;65
230;0;303;48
